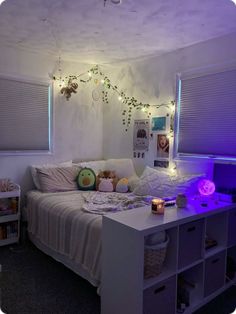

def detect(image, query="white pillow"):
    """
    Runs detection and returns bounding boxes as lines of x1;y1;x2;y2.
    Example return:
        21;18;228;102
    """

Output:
31;160;72;190
74;160;106;175
128;175;140;192
133;166;204;198
105;158;137;179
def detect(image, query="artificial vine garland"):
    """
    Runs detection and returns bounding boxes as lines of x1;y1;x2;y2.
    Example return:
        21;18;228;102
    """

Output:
53;64;174;131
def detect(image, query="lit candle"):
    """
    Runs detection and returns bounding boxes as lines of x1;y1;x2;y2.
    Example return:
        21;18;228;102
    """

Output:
152;198;165;214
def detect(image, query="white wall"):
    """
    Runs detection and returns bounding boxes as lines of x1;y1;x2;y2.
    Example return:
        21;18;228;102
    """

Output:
103;32;236;176
0;47;103;195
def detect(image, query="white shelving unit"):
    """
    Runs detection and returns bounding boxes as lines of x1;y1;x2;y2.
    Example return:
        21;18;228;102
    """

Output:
0;184;20;246
101;198;236;314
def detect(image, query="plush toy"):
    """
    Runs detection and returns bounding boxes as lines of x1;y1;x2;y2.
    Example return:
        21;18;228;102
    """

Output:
115;178;129;193
96;170;118;192
60;79;78;100
76;168;96;190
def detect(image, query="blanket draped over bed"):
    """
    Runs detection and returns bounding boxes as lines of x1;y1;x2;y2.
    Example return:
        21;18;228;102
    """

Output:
26;190;149;288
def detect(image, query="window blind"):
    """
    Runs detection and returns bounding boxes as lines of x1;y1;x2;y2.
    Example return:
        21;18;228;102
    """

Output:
176;68;236;159
0;76;51;153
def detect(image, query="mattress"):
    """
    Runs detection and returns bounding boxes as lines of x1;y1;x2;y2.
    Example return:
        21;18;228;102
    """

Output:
26;190;149;291
26;190;103;288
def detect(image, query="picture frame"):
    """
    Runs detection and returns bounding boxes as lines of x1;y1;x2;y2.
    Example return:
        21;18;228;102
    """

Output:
151;116;166;131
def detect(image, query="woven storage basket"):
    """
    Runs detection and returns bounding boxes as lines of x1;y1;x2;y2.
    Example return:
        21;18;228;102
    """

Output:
144;235;169;279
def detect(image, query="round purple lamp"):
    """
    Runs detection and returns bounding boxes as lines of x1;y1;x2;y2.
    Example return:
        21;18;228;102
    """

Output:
198;179;215;196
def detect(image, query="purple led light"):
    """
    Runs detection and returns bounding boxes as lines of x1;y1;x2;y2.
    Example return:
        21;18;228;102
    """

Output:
198;179;215;196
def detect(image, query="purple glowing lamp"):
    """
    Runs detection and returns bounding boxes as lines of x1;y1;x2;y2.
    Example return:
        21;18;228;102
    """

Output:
198;179;215;196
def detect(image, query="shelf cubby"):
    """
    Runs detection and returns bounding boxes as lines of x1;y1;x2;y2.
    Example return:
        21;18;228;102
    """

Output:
204;212;227;258
204;250;226;297
227;208;236;247
226;245;236;283
143;275;176;314
177;263;204;312
178;219;205;269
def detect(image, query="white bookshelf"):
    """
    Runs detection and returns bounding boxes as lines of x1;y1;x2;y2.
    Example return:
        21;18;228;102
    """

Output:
0;184;20;246
101;198;236;314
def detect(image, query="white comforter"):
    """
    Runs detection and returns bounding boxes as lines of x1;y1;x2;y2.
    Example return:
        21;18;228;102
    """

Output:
26;190;149;287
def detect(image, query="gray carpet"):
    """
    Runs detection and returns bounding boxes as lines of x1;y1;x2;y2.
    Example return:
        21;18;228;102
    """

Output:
0;241;236;314
0;241;100;314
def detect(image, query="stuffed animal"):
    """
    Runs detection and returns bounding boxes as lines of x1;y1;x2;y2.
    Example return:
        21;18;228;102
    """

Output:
76;168;96;190
115;178;129;193
96;170;118;192
60;79;78;100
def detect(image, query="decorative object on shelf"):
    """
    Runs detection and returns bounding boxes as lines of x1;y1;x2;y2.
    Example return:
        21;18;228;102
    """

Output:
198;179;215;196
176;193;188;208
53;58;176;131
154;160;169;168
0;178;15;192
151;198;165;214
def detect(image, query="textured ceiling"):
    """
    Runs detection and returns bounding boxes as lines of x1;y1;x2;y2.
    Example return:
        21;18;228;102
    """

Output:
0;0;236;64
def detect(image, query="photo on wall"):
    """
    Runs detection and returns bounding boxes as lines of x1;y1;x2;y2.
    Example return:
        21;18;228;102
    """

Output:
151;116;166;131
133;119;150;151
156;134;169;158
154;160;169;168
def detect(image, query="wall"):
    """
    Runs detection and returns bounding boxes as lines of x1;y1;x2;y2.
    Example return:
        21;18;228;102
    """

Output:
103;32;236;176
0;47;103;195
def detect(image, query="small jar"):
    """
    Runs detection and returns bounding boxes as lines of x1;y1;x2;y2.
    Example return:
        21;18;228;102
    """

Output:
176;193;187;208
152;198;165;214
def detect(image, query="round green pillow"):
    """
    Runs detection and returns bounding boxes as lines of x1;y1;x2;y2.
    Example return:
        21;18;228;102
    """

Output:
76;167;96;190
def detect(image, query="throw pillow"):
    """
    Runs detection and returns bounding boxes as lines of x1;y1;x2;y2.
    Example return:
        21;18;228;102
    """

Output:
36;166;80;193
77;167;96;191
133;166;204;198
31;160;73;190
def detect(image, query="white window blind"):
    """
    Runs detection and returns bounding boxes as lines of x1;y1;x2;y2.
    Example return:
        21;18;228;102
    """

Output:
176;68;236;159
0;76;52;154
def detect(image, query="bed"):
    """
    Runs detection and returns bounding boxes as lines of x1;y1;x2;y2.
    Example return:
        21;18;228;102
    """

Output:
25;158;203;292
25;158;144;292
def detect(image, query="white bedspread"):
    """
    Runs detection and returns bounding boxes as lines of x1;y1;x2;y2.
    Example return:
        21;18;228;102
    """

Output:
26;190;149;288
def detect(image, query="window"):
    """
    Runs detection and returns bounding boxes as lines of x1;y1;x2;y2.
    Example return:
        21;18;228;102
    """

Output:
175;67;236;160
0;76;52;155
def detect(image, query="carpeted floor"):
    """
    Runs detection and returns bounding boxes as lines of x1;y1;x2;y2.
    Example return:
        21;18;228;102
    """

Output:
0;240;236;314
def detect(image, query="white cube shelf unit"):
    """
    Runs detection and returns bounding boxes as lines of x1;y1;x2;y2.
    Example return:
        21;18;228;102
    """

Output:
0;184;20;246
101;198;236;314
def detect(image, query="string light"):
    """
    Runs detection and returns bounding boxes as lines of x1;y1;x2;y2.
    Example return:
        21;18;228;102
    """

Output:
53;61;175;131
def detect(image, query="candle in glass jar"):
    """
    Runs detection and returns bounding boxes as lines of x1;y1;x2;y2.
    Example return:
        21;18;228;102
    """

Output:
151;198;165;214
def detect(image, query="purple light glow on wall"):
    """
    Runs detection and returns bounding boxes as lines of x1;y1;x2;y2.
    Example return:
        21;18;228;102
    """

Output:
198;179;216;196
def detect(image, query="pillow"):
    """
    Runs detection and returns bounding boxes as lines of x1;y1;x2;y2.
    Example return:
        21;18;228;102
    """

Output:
76;168;96;191
105;159;137;179
128;174;140;192
73;160;106;175
36;166;80;193
133;166;204;198
31;160;73;190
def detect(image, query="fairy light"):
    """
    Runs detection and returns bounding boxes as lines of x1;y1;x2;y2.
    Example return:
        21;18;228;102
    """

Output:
88;72;92;77
0;0;6;5
101;79;105;84
118;96;122;101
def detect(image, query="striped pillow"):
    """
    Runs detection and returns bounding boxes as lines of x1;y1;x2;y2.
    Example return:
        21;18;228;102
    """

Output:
36;166;80;192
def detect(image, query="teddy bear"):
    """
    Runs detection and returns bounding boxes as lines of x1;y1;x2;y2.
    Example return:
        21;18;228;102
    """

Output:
60;79;78;100
96;170;118;192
